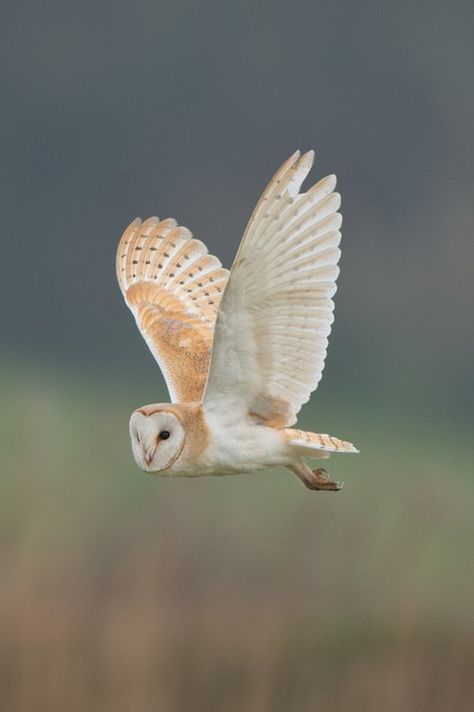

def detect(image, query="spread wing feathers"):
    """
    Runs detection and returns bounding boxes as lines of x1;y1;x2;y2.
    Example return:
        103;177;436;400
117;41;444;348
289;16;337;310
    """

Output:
204;150;341;426
116;216;229;402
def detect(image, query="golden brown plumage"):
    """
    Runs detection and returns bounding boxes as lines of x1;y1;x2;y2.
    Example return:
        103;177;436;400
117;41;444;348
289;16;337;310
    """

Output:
116;216;228;402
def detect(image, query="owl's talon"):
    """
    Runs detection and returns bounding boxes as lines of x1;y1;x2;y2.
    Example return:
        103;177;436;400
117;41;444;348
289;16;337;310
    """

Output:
290;462;343;492
310;468;343;491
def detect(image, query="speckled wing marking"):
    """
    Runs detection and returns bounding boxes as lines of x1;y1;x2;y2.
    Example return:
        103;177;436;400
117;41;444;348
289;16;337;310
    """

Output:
204;150;342;426
116;217;229;402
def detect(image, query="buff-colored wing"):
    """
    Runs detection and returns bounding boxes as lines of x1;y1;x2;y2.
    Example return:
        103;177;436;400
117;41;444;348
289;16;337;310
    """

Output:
117;217;229;402
204;150;341;426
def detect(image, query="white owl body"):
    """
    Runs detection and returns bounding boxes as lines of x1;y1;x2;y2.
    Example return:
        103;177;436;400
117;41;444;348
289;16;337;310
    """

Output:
118;151;359;491
130;403;290;477
200;408;291;476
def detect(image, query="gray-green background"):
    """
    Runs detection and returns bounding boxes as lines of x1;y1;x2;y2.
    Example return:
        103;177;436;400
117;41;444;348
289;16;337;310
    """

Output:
2;1;473;710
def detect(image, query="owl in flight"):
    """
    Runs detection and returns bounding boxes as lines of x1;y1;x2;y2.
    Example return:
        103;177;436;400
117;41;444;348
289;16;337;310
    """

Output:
116;151;358;491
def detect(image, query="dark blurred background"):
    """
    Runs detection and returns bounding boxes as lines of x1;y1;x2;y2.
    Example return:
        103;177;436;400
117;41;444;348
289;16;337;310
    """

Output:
1;1;473;710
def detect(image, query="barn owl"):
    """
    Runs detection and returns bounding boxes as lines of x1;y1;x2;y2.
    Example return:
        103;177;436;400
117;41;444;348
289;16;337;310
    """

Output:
116;150;358;491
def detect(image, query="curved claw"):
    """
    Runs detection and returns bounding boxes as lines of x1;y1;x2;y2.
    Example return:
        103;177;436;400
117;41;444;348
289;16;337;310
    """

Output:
289;462;343;492
311;468;343;491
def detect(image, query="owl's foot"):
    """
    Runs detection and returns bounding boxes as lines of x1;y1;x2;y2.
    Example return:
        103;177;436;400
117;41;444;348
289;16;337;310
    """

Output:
289;462;343;492
308;467;343;491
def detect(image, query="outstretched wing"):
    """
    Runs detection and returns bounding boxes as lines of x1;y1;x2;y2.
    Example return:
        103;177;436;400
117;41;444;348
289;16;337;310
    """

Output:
117;217;229;402
204;150;341;427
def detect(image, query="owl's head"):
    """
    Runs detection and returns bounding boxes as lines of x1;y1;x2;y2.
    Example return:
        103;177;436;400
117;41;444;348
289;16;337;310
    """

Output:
129;405;186;473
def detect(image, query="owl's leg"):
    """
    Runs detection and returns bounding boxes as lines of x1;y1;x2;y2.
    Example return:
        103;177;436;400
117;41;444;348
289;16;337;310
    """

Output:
289;460;342;491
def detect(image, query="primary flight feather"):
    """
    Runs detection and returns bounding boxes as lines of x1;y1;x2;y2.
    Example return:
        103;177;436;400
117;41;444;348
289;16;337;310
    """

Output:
116;150;358;490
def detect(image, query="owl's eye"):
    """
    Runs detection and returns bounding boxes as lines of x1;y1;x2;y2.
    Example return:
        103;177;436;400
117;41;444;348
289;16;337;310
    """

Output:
136;434;141;443
159;430;170;440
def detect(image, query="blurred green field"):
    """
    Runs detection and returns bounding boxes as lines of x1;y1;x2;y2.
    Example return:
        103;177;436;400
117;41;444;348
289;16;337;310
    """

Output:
1;361;472;711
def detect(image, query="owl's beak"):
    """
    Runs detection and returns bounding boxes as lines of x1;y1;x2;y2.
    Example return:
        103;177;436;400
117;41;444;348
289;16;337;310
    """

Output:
145;448;156;466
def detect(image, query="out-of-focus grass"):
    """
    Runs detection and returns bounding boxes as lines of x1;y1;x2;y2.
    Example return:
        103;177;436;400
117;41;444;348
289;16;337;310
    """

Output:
0;361;472;712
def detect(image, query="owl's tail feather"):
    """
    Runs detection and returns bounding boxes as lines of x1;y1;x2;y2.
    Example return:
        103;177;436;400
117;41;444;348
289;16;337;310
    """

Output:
285;428;359;458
